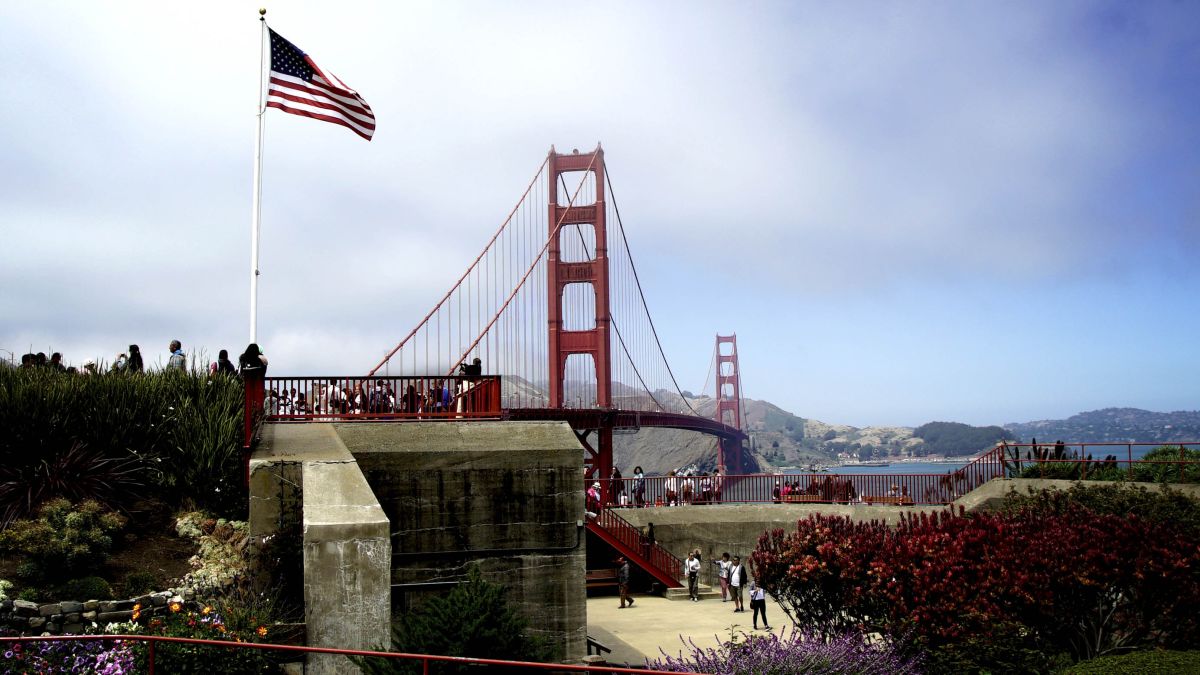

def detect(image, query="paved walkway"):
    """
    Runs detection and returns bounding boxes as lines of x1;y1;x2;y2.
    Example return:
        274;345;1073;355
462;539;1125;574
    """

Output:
586;592;790;667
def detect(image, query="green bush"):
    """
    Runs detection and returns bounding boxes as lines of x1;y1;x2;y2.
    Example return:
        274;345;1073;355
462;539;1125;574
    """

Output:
1131;446;1200;483
0;499;126;587
0;367;247;522
122;570;159;596
60;575;113;601
355;565;553;674
1061;650;1200;674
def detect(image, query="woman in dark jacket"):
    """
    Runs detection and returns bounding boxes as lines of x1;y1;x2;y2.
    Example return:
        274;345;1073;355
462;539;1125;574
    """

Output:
238;343;268;377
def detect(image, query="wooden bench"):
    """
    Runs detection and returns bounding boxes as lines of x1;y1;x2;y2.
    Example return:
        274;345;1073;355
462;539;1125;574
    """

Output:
586;568;620;590
783;494;824;503
864;495;912;506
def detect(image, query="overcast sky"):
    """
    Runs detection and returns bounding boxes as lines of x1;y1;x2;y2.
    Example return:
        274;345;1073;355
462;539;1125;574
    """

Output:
2;1;1197;428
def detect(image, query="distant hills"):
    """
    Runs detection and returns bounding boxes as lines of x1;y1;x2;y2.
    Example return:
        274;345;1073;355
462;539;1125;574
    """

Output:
1004;408;1200;444
611;393;1198;476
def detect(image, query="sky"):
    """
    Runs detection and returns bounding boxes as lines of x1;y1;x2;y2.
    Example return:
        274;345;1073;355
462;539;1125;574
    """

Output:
2;1;1197;428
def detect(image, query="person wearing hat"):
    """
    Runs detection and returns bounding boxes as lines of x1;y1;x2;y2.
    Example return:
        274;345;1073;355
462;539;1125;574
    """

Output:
617;556;634;608
586;481;602;517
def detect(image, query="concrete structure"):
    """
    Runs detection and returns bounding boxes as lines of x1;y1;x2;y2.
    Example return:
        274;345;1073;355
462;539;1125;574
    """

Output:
339;421;587;661
250;424;391;675
250;421;589;669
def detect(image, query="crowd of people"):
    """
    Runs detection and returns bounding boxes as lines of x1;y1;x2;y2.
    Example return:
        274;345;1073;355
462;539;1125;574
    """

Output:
266;358;488;418
9;341;268;379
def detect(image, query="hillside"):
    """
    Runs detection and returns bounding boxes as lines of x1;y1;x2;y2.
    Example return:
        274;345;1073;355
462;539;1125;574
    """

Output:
1005;408;1200;444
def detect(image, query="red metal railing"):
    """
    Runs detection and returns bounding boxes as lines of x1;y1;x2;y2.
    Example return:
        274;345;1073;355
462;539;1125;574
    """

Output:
257;375;502;421
999;441;1200;482
595;443;1198;507
589;508;683;588
0;634;703;674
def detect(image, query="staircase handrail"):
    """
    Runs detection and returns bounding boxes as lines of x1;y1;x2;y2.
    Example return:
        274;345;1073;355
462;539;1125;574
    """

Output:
593;507;682;584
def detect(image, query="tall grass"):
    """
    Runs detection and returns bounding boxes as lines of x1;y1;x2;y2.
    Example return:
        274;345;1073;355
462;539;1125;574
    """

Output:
0;366;247;525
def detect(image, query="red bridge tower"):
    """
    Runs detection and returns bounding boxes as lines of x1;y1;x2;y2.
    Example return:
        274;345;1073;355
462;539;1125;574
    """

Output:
547;146;612;480
714;333;748;473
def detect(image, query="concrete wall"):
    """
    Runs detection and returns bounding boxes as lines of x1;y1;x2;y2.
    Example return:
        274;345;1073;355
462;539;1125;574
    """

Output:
250;424;391;675
338;422;587;662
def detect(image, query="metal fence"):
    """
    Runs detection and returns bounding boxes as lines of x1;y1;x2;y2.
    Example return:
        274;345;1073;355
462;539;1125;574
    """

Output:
0;634;702;674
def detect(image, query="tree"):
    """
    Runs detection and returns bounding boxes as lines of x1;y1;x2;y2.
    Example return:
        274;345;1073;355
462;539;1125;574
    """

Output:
355;565;552;674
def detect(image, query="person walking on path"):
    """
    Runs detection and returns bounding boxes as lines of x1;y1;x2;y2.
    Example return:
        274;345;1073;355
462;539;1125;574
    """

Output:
714;552;732;602
617;557;634;609
684;552;701;601
729;555;747;612
166;340;187;371
749;581;770;629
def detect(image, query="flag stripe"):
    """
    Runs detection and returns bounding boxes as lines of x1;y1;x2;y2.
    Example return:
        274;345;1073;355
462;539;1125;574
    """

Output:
265;89;376;135
266;101;373;141
268;74;374;125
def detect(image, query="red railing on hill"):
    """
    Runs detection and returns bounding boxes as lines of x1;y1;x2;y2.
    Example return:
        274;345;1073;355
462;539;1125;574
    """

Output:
258;375;502;421
594;443;1198;507
999;441;1199;482
588;508;683;588
0;634;701;674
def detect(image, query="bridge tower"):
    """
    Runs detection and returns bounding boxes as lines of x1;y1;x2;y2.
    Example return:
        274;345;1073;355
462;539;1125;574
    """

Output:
714;333;747;473
547;146;613;480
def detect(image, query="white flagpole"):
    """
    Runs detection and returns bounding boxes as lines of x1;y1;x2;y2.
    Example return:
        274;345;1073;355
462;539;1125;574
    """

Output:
250;8;268;343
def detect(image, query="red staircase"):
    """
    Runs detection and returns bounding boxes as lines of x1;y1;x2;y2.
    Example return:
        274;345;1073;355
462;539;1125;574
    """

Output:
587;508;683;588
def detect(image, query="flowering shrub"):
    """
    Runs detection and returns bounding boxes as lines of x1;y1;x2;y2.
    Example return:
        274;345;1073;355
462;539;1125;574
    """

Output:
647;628;921;674
0;498;126;594
130;599;279;674
752;503;1200;674
0;629;137;674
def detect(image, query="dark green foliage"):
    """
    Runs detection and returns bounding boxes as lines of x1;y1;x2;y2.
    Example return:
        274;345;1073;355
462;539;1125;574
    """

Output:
913;421;1010;456
0;499;126;589
1062;650;1200;674
1130;446;1200;483
122;570;159;596
355;566;552;674
0;366;247;523
59;576;114;601
1010;445;1200;484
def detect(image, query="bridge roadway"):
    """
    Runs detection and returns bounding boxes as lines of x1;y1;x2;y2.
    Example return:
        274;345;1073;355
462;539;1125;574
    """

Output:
503;407;748;444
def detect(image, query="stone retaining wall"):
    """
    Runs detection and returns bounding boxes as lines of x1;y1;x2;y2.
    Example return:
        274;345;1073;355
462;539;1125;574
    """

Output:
0;588;197;635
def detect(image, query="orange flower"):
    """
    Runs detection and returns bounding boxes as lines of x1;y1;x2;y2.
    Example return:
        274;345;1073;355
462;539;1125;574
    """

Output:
256;626;268;637
201;606;212;615
169;601;182;613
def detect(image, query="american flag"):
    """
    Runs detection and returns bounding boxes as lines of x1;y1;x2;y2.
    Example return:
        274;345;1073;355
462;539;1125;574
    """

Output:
266;29;375;141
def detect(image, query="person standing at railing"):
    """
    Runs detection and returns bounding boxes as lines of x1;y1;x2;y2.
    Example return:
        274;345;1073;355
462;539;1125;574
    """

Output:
609;467;624;506
699;473;713;504
586;481;602;518
633;466;646;508
665;471;679;506
684;552;701;601
238;343;268;421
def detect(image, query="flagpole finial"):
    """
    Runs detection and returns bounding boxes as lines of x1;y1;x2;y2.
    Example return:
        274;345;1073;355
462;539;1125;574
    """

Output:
259;8;267;19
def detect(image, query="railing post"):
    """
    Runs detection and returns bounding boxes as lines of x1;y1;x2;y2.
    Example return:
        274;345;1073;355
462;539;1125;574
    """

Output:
1127;443;1133;480
148;639;156;675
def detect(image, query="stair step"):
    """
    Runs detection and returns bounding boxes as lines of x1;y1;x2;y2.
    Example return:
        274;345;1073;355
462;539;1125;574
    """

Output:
664;584;725;601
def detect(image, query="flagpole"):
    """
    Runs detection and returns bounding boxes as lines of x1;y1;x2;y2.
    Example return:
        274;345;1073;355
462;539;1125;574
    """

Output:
250;8;268;344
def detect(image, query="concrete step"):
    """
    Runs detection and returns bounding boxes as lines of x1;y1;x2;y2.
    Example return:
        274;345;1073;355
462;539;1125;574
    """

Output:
664;584;725;601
